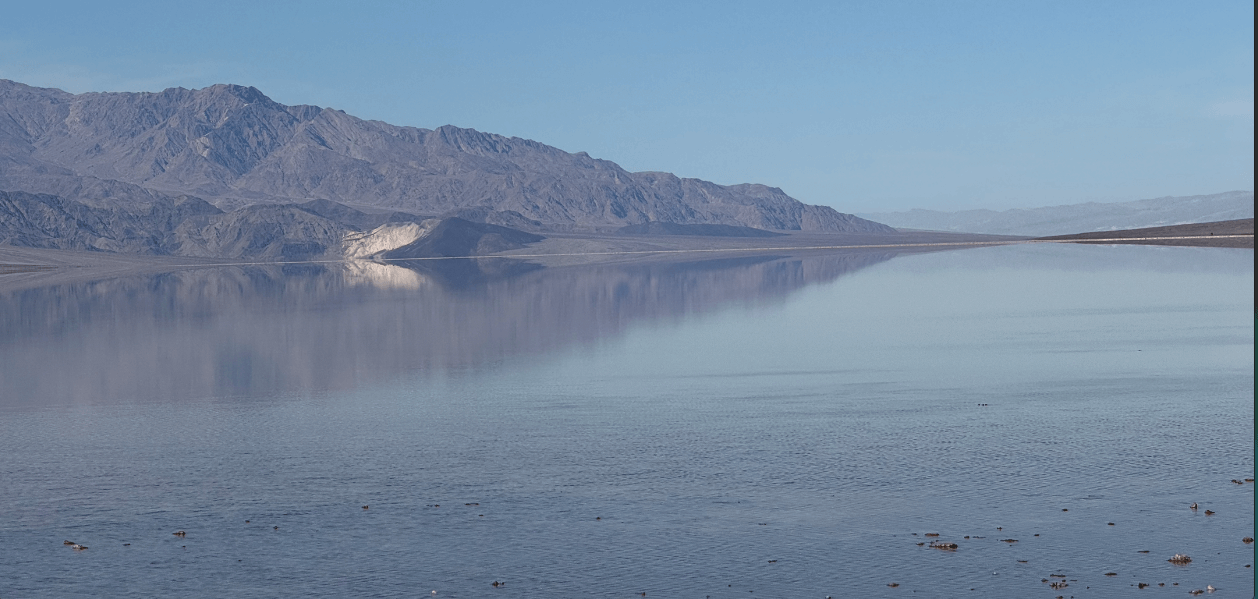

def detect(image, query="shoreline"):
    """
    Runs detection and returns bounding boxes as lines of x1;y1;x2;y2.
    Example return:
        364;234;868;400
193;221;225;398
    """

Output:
1034;218;1254;249
2;221;1251;292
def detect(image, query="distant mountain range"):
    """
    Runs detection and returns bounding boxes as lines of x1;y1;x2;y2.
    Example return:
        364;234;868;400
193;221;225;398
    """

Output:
860;191;1254;236
0;79;890;235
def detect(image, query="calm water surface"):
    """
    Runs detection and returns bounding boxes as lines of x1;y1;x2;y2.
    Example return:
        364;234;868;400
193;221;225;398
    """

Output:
0;244;1253;598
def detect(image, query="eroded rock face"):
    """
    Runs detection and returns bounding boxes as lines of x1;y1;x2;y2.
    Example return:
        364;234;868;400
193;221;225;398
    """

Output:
343;222;436;259
0;79;892;233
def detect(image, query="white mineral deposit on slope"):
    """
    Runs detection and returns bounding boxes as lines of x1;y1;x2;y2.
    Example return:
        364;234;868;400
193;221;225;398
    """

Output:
341;260;429;290
342;221;437;259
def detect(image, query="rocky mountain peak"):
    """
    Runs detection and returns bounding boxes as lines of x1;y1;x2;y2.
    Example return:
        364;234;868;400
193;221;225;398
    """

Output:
0;79;894;233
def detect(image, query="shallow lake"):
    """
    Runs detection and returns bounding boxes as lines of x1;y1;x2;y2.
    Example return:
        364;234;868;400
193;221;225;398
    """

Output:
1;243;1253;598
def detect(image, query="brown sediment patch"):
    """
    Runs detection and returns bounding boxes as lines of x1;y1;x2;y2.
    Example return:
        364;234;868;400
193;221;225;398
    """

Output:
0;263;56;274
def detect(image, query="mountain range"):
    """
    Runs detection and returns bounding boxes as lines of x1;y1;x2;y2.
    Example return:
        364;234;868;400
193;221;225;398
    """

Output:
0;79;890;240
860;191;1254;236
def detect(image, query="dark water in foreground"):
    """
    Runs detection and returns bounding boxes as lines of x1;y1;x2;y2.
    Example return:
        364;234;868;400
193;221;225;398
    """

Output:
0;244;1253;598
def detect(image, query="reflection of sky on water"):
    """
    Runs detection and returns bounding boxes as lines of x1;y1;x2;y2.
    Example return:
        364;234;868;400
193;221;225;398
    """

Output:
542;242;1253;393
0;250;900;405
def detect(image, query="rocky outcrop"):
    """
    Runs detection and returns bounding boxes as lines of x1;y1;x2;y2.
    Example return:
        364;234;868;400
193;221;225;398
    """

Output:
0;190;222;254
0;79;892;233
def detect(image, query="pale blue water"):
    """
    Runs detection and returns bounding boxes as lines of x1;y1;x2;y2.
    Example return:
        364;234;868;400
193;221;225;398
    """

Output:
0;244;1253;597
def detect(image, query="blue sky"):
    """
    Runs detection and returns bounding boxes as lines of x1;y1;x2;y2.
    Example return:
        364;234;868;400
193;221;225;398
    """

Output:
1;1;1252;212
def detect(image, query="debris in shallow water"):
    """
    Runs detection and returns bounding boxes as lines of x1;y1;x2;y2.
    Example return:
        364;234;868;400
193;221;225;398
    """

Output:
928;540;957;550
1105;572;1117;576
999;539;1017;543
924;533;939;537
1168;554;1192;564
887;582;899;587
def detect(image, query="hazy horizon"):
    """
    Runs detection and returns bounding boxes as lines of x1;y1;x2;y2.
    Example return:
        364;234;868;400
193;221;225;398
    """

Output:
861;189;1255;214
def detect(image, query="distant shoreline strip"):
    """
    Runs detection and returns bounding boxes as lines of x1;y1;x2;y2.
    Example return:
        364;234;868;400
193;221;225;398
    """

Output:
135;234;1258;267
3;234;1250;271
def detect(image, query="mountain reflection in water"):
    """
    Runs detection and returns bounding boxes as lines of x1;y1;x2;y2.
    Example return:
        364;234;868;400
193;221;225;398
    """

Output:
0;251;900;404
